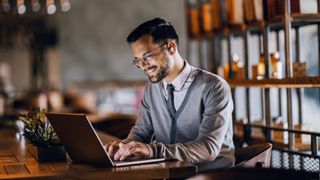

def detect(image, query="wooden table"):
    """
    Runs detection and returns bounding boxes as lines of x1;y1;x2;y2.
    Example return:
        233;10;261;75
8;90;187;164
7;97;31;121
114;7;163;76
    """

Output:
0;129;196;179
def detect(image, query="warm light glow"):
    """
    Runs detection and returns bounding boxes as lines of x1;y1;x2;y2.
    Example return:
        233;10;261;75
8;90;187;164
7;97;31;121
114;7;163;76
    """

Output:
47;5;56;14
46;0;56;14
2;0;11;13
1;0;71;14
31;0;41;12
17;5;26;14
17;0;26;14
60;0;71;12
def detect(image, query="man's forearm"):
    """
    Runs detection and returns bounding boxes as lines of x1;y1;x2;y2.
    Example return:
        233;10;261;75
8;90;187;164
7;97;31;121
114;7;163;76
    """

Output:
149;137;221;164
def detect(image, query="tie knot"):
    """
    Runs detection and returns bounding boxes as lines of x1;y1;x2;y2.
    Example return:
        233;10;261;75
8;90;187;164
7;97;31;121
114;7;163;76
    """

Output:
166;84;175;92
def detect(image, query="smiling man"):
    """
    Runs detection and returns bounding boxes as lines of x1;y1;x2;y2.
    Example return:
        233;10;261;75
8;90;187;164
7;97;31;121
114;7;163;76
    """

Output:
107;17;235;171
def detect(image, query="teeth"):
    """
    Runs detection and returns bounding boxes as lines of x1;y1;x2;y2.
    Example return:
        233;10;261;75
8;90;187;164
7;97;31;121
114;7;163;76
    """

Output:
147;67;155;74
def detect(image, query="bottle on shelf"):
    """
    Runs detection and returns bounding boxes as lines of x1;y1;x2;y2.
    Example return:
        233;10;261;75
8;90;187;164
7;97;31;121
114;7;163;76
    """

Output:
210;0;221;29
270;51;282;79
223;54;244;80
223;64;230;79
243;0;255;22
252;0;264;21
186;0;200;38
243;0;264;23
226;0;244;25
255;53;266;80
199;0;213;34
233;54;245;80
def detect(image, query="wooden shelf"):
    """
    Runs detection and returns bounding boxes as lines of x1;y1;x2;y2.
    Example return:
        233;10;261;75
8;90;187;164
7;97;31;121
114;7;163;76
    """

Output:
268;13;320;30
71;80;147;89
188;13;320;39
292;13;320;25
227;77;320;88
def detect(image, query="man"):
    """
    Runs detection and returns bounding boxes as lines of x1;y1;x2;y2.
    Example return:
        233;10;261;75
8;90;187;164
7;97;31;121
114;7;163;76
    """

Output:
107;17;235;170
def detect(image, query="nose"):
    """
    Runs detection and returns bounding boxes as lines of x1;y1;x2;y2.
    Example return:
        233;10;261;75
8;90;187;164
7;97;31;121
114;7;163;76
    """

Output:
139;60;149;69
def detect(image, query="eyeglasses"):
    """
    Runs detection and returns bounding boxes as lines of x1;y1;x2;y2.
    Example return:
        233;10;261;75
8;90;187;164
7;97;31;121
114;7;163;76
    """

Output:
132;42;167;68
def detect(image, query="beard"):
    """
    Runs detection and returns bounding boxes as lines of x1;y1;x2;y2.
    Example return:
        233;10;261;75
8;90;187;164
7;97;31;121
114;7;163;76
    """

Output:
147;63;170;83
146;52;172;83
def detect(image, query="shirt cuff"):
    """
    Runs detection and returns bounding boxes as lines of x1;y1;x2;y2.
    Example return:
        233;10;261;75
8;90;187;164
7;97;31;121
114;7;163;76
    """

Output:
146;144;154;158
150;143;164;159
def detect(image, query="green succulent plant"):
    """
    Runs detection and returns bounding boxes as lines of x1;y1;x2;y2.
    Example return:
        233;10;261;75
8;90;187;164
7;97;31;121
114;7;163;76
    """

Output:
18;109;61;147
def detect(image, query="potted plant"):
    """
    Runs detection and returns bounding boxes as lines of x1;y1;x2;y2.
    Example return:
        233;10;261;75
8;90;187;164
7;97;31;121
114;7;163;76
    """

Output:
18;109;66;162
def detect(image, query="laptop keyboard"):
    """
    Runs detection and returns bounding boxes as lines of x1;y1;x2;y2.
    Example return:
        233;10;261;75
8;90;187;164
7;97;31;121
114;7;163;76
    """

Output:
112;156;147;163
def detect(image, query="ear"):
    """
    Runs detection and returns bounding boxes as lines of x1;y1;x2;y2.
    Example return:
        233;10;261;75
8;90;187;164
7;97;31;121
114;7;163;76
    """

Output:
167;41;176;55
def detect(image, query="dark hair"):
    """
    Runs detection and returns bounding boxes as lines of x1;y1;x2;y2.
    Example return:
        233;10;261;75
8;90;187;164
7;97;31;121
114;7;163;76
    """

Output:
126;17;179;45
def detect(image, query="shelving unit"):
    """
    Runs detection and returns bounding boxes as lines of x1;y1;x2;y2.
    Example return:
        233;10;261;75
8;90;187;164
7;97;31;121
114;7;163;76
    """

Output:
227;77;320;88
186;0;320;172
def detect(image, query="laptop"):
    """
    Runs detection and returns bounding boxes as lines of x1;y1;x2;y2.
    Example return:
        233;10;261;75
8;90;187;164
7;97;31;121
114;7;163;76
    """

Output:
45;112;165;167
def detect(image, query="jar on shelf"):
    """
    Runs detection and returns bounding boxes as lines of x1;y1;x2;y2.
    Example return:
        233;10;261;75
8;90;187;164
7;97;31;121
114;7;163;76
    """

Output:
293;62;307;77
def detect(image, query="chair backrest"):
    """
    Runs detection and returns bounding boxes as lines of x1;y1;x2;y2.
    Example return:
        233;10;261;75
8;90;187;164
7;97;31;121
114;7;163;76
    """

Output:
188;166;319;180
235;143;272;168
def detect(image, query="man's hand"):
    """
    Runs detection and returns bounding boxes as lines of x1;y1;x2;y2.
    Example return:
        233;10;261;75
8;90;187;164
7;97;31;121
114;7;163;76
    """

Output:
106;140;150;161
104;141;120;157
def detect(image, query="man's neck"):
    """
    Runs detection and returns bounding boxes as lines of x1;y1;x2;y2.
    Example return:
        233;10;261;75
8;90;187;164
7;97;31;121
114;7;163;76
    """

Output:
164;55;185;83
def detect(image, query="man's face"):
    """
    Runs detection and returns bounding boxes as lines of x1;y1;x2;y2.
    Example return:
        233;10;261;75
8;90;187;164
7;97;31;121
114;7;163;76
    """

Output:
130;35;173;83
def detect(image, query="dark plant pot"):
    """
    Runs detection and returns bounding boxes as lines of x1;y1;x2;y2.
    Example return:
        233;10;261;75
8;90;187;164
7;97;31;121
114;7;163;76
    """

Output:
28;144;66;162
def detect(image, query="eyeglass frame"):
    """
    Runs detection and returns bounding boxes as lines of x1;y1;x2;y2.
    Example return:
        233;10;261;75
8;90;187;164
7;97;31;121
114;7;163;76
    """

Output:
132;41;168;68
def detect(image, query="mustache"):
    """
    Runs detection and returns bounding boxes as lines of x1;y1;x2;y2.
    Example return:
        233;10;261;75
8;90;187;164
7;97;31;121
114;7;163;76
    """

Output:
144;66;157;72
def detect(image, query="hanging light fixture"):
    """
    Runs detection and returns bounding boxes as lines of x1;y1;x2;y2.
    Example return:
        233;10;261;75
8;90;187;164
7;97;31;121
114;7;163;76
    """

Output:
46;0;56;15
17;0;26;15
2;0;11;13
0;0;71;15
60;0;71;12
31;0;41;13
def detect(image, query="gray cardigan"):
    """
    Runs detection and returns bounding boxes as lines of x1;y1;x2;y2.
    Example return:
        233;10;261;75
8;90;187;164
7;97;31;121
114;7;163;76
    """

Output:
127;69;235;168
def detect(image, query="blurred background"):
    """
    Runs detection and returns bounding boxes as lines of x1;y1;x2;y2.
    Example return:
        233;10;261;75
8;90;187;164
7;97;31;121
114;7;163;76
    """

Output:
0;0;189;138
0;0;319;172
0;0;319;142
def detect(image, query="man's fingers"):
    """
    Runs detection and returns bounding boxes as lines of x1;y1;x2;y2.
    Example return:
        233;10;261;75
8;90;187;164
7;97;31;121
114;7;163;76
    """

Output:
118;143;123;148
112;141;148;161
114;142;135;160
119;147;136;161
107;141;118;156
114;144;127;160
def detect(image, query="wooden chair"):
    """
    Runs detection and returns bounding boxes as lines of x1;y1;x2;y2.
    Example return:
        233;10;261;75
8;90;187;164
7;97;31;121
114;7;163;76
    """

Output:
235;143;272;168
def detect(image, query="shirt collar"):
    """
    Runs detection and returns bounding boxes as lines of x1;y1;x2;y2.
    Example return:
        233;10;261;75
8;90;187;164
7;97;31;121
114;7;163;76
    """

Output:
163;61;191;91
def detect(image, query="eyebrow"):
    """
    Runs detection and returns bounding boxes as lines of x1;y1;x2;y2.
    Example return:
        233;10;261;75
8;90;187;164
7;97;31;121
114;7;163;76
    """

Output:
134;50;152;60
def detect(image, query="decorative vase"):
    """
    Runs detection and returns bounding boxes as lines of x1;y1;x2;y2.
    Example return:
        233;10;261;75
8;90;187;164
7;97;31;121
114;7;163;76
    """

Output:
28;143;66;162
